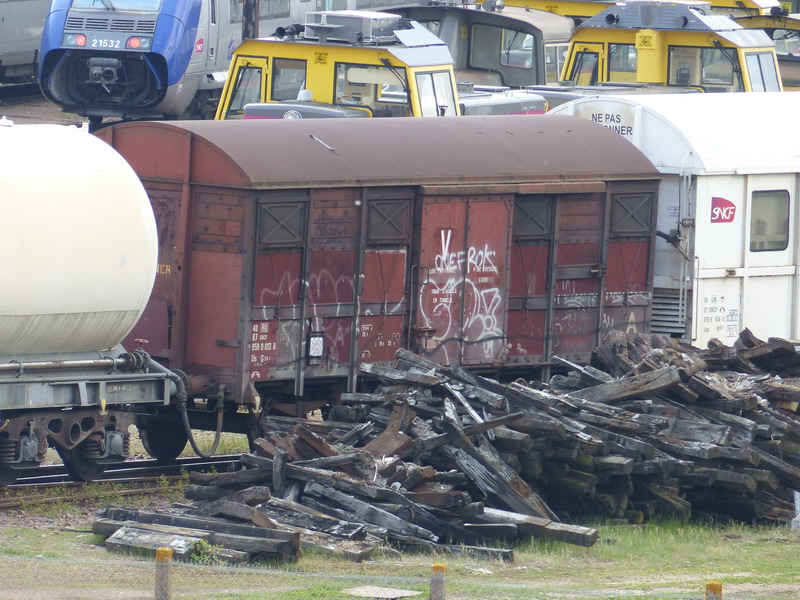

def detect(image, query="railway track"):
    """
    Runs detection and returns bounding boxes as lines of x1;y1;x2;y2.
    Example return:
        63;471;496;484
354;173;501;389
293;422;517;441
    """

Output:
0;83;85;125
0;82;41;102
0;454;243;509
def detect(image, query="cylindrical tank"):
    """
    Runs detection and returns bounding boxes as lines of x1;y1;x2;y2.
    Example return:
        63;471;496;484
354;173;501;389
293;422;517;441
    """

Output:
0;120;157;354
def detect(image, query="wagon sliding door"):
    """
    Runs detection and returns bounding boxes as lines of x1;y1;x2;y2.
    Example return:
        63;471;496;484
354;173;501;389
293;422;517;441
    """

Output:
506;188;654;368
415;194;511;367
250;189;411;409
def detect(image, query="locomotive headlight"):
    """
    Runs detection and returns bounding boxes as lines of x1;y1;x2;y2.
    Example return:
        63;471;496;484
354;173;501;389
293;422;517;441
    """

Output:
126;36;151;50
63;33;87;47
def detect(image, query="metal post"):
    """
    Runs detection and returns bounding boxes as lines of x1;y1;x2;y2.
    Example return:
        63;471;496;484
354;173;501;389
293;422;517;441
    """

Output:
155;546;173;600
430;563;446;600
706;581;722;600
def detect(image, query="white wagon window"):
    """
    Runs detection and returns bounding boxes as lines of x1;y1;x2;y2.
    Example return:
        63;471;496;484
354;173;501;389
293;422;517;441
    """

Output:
750;190;789;252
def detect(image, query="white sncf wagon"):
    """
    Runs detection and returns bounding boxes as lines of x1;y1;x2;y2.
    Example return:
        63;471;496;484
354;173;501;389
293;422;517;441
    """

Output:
551;92;800;347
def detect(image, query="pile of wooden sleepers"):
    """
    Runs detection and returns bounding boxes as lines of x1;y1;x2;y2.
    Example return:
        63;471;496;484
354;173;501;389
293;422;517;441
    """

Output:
94;329;800;562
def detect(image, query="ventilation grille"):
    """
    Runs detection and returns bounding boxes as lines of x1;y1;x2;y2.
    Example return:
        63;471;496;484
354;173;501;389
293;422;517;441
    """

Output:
65;17;156;33
650;288;689;339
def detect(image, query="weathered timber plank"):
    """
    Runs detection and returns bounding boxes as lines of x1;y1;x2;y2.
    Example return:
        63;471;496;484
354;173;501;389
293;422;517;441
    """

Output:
103;508;300;549
305;482;438;542
258;498;367;540
404;411;526;457
360;363;441;387
93;519;213;540
185;484;240;502
240;453;390;500
362;403;416;458
439;398;557;520
337;422;375;446
189;467;271;487
567;366;682;403
253;437;278;458
403;491;470;507
593;455;634;475
479;507;598;547
104;526;202;560
551;355;614;386
206;531;296;557
197;500;277;529
401;465;436;491
505;416;567;441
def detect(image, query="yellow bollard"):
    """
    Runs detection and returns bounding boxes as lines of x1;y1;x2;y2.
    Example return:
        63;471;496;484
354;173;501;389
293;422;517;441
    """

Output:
155;546;173;600
430;563;446;600
706;581;723;600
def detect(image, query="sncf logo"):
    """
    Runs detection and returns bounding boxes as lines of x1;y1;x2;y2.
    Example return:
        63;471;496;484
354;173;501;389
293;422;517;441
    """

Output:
711;197;736;223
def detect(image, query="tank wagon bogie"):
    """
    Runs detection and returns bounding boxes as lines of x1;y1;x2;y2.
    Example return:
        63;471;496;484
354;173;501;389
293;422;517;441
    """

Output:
98;116;661;417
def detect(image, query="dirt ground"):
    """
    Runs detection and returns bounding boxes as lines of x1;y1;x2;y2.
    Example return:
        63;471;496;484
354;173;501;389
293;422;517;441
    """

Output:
0;95;91;126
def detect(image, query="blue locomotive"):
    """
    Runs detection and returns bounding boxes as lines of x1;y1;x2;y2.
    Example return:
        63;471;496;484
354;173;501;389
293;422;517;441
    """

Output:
38;0;246;127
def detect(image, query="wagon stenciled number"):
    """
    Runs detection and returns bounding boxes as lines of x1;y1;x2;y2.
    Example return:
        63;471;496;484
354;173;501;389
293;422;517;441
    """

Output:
91;39;121;48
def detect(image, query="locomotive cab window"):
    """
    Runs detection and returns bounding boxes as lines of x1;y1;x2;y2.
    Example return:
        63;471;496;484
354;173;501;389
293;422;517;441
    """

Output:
416;70;457;116
72;0;161;10
335;63;411;117
230;0;243;23
608;44;637;82
225;63;264;118
745;51;781;92
272;58;306;101
668;46;743;91
750;190;789;252
546;43;568;83
568;51;599;85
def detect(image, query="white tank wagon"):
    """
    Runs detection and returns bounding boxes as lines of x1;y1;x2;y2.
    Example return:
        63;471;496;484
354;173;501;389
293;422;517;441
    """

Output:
0;121;176;483
551;92;800;347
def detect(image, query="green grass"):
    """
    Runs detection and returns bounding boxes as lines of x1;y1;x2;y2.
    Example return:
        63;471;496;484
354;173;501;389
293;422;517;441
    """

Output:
0;518;798;599
15;429;800;598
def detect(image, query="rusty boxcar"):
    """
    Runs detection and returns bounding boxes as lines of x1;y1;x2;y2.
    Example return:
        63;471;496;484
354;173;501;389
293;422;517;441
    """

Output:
97;115;660;421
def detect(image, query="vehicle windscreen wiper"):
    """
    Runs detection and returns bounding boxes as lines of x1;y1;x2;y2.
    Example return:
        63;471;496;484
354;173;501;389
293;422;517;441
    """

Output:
95;0;117;11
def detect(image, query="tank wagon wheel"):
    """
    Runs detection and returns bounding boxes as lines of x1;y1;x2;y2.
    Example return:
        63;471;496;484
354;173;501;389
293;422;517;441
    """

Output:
0;465;19;485
57;440;108;482
140;420;189;464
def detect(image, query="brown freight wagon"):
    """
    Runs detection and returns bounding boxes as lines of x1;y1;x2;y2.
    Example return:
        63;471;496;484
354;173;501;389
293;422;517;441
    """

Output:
97;115;660;443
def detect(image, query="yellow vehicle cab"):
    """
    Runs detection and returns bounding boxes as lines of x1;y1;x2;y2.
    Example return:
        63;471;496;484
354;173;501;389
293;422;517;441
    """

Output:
736;12;800;88
560;0;783;92
215;10;548;119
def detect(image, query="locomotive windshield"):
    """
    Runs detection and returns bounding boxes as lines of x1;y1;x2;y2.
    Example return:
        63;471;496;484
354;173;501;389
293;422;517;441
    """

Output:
72;0;162;10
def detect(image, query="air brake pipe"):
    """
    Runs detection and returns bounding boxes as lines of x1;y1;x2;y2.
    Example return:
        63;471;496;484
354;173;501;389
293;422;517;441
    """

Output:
146;359;224;459
0;351;149;374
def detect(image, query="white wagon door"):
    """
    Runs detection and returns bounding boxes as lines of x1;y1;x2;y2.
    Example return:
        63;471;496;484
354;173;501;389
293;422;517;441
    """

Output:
693;174;797;346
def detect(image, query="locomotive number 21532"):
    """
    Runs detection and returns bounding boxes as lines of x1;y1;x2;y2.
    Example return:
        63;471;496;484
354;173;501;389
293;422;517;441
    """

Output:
91;38;121;48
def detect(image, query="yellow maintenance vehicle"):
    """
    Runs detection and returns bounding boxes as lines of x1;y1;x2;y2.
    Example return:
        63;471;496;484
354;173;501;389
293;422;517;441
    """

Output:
557;0;783;93
482;0;780;23
736;11;800;88
215;10;548;119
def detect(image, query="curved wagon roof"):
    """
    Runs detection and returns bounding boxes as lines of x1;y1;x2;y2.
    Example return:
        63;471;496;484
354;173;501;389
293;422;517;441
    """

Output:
549;92;800;175
98;115;659;189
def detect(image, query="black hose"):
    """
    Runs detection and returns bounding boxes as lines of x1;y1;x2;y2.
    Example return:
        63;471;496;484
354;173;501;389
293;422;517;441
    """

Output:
178;386;225;460
147;359;225;460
